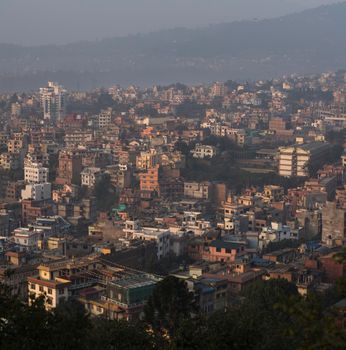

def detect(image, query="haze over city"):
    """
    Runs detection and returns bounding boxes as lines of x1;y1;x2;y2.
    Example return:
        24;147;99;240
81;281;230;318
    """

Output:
1;1;346;349
0;0;341;45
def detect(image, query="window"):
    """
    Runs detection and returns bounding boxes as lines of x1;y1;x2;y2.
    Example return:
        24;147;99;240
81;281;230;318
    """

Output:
39;286;44;292
30;284;36;290
47;288;52;295
59;288;64;295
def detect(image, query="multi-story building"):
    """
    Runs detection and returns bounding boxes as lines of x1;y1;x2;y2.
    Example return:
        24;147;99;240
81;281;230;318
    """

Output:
11;102;21;117
278;142;331;177
21;199;54;225
0;152;20;170
56;151;83;185
191;144;217;159
81;167;102;188
21;183;52;201
136;150;158;170
106;165;131;190
322;201;346;246
139;165;160;194
32;216;71;237
184;181;211;200
0;212;10;237
64;131;93;147
211;82;228;97
28;257;103;310
57;197;97;222
40;81;66;122
28;273;70;310
259;222;297;250
102;275;158;321
132;227;171;259
24;151;49;168
269;117;287;131
341;152;346;167
190;239;246;263
12;227;43;251
98;108;112;128
7;133;29;154
24;163;49;183
263;185;284;202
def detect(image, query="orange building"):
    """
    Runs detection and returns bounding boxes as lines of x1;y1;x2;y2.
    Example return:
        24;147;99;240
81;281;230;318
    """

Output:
204;240;246;263
188;239;246;263
139;165;160;194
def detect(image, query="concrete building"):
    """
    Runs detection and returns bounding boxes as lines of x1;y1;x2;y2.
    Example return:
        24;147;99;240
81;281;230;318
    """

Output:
98;108;112;128
27;257;103;310
322;201;346;246
32;216;71;236
342;152;346;167
211;82;228;97
184;181;211;200
259;222;298;250
12;227;43;251
106;165;131;190
191;144;217;159
263;185;284;202
104;275;158;321
139;165;160;194
40;81;66;122
28;274;70;310
81;167;102;188
64;131;93;147
136;150;158;170
7;133;29;155
269;117;288;131
56;151;83;185
132;227;171;259
24;163;49;183
204;240;246;263
27;265;69;311
278;142;331;177
21;200;54;225
21;183;51;201
0;152;20;170
0;212;10;237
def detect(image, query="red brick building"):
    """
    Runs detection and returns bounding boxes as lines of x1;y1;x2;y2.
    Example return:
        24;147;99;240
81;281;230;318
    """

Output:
56;151;83;186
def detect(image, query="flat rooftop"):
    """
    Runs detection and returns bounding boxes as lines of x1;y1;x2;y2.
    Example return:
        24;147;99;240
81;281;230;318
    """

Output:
110;275;158;289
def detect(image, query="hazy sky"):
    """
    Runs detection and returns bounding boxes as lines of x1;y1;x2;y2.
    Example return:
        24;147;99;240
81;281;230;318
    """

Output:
0;0;340;45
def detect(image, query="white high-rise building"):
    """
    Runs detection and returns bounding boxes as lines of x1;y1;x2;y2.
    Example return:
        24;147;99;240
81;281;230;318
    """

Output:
40;82;66;122
24;163;49;183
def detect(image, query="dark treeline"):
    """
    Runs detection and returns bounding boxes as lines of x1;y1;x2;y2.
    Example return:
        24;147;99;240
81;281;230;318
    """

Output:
1;274;346;350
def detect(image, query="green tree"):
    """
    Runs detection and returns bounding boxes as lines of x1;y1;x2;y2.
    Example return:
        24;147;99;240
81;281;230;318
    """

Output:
93;174;117;211
50;301;91;350
88;318;155;350
144;276;197;338
0;288;53;350
168;316;208;350
278;294;346;350
334;248;346;297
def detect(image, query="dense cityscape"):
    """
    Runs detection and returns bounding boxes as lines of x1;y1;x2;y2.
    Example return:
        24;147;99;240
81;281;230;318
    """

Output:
0;69;346;348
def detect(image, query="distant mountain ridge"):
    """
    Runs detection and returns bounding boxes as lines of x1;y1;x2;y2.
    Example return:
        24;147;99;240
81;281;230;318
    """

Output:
1;2;346;92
